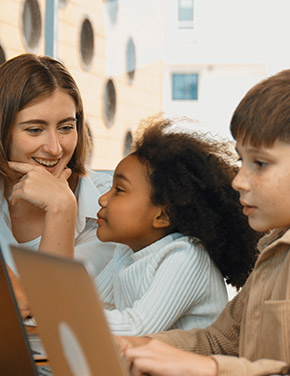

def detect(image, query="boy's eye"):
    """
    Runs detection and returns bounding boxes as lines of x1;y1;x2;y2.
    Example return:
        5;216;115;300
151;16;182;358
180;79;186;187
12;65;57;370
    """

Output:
254;160;267;168
236;157;242;166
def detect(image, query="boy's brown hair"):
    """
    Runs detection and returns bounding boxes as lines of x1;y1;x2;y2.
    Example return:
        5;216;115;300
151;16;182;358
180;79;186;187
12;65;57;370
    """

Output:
230;69;290;146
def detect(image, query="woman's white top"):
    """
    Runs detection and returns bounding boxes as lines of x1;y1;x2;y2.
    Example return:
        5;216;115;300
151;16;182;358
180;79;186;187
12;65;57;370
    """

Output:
95;233;228;336
0;170;115;276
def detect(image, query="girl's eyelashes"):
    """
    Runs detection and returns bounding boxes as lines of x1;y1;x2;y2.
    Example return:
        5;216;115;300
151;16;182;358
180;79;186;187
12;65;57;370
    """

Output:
114;186;125;193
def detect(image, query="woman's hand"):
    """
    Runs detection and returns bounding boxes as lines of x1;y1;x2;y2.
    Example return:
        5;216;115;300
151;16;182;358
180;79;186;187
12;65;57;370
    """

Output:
7;264;31;318
124;339;218;376
8;161;75;213
8;161;77;257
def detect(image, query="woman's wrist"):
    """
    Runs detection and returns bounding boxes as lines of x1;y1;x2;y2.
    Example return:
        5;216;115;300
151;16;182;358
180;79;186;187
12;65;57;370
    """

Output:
45;191;77;215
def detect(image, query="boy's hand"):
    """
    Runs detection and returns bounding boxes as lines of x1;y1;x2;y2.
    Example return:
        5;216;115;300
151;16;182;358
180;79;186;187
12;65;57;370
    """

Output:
114;336;152;373
125;339;217;376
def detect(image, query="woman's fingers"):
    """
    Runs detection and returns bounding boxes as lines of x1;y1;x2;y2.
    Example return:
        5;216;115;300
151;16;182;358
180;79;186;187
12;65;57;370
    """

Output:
59;167;72;181
8;160;72;181
8;161;35;174
8;162;75;211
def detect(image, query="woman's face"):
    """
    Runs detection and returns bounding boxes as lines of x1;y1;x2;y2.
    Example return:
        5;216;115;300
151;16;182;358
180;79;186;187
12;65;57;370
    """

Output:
9;90;78;176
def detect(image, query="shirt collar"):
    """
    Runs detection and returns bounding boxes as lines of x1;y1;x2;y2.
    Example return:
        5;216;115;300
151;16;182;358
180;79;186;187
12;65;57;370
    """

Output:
256;227;290;265
75;174;102;234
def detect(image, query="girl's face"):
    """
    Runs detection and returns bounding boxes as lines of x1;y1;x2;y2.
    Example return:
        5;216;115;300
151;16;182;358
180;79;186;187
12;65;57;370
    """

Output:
97;154;166;251
9;90;78;176
232;139;290;232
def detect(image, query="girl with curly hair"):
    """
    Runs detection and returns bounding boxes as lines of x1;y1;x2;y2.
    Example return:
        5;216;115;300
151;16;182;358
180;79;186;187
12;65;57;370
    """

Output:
95;116;260;336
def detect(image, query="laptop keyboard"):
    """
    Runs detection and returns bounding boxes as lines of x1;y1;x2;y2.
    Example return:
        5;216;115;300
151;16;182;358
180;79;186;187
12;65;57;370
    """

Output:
37;365;53;375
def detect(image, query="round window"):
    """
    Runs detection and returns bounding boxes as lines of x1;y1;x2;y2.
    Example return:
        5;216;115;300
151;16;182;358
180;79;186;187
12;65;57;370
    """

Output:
0;45;6;65
103;79;117;128
105;0;119;24
123;131;133;156
59;0;69;9
126;37;136;83
21;0;42;50
80;18;94;68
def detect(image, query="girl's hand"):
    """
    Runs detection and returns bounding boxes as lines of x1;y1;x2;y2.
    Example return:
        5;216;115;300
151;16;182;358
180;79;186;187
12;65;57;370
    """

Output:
8;161;75;213
125;339;218;376
7;264;31;318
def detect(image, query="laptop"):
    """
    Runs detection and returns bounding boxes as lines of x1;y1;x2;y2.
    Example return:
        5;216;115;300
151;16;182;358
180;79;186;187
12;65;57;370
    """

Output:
11;245;128;376
0;246;51;376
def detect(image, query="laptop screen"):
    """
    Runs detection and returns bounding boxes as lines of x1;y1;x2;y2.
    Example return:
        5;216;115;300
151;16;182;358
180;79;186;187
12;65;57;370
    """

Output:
0;246;40;375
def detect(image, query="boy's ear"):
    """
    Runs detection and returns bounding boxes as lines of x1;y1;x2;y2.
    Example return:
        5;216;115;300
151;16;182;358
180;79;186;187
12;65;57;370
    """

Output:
153;207;171;229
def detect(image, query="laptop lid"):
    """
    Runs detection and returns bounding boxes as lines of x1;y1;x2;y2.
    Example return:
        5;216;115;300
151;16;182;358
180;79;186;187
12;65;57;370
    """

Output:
11;245;128;376
0;246;42;376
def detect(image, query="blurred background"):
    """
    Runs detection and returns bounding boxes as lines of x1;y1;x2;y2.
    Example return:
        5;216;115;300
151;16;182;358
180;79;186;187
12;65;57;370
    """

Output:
1;0;290;170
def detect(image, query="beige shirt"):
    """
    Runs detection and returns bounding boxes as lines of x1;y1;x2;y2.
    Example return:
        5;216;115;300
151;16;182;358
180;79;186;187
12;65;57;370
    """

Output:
150;228;290;376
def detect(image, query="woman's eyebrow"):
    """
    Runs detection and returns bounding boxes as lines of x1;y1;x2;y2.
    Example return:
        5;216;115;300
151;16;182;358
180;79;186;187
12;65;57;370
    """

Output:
18;119;48;125
58;117;77;125
18;117;77;126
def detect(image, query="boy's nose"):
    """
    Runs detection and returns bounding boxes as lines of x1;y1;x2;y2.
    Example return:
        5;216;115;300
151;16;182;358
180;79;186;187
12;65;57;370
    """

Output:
231;167;250;192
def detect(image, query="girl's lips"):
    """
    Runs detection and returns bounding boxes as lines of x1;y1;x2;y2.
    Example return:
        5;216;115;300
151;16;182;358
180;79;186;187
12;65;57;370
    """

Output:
96;212;106;224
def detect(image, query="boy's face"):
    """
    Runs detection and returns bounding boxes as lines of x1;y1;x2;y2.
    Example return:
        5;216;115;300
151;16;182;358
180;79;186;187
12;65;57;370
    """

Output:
97;154;165;251
232;139;290;232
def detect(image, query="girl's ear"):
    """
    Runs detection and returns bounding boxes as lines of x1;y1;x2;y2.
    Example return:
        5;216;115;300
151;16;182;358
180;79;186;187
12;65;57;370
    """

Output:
153;207;171;229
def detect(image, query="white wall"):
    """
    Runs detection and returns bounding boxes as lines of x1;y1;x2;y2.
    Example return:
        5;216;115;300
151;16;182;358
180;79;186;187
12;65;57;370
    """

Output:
163;0;290;140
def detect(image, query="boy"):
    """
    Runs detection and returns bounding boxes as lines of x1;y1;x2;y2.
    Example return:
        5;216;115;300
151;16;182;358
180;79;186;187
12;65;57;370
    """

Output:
116;69;290;375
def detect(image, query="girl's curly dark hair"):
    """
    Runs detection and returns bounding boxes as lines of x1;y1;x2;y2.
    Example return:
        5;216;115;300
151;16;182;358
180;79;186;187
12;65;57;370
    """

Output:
131;116;261;289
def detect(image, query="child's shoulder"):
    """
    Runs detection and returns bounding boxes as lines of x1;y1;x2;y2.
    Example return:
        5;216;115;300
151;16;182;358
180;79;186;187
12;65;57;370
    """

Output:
258;227;290;250
156;233;210;265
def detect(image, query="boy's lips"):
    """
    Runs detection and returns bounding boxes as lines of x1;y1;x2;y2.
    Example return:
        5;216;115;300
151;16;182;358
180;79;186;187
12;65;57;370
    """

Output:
240;200;257;216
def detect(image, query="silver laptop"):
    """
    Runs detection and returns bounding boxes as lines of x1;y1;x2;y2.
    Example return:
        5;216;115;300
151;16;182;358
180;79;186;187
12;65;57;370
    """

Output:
11;245;128;376
0;246;51;376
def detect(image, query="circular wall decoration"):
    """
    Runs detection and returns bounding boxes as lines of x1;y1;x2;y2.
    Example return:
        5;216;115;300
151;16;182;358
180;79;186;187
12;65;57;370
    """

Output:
103;79;117;128
59;0;69;9
105;0;119;24
0;45;6;65
21;0;42;51
123;131;133;156
126;37;136;84
80;17;95;69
